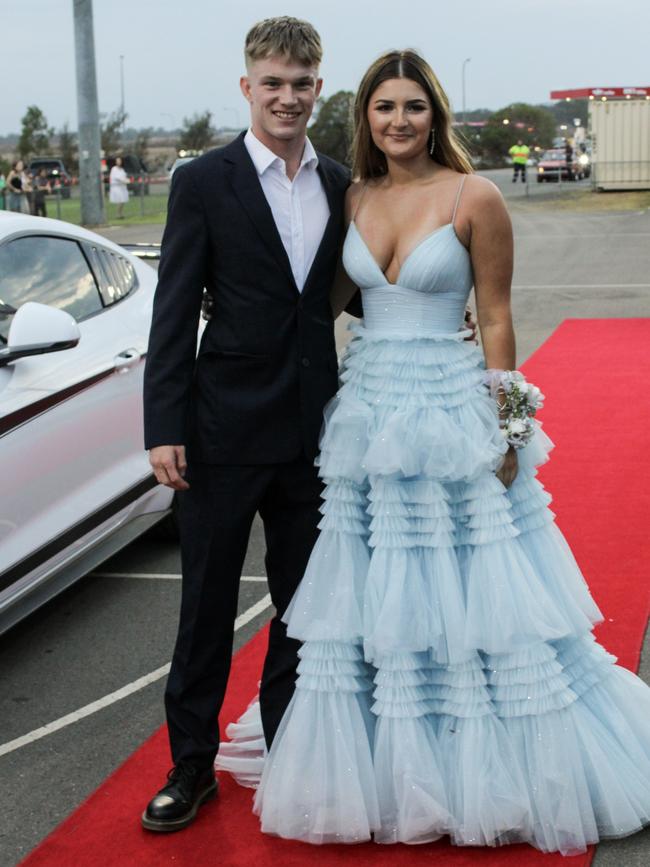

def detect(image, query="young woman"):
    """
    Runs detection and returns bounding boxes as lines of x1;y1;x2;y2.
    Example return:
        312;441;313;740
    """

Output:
108;156;129;219
7;161;30;213
220;50;650;855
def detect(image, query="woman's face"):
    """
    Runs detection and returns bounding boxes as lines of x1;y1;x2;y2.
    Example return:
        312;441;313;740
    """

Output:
366;76;433;163
16;161;24;172
116;157;123;167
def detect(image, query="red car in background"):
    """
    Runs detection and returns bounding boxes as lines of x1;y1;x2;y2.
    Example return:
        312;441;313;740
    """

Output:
536;148;590;182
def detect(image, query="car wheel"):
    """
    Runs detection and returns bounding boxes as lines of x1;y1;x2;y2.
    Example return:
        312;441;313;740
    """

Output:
537;177;543;183
150;493;180;541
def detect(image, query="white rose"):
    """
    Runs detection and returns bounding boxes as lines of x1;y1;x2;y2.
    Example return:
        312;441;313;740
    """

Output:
508;418;528;435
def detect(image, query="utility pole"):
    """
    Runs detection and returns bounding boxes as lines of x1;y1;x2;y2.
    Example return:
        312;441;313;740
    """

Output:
73;0;104;225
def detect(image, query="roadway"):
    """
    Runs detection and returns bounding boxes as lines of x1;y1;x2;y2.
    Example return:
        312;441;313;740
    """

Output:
1;170;649;865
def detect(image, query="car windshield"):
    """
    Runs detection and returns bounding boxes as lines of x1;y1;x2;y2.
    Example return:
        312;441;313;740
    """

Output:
542;150;566;160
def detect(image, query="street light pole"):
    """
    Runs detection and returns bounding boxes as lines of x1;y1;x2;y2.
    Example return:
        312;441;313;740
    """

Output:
72;0;104;226
120;54;125;119
462;57;471;126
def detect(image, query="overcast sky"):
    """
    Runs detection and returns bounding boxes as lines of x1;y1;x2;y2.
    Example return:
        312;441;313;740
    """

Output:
2;0;648;135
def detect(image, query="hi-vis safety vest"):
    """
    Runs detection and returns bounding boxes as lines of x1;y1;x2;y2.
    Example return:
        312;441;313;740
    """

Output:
509;144;530;164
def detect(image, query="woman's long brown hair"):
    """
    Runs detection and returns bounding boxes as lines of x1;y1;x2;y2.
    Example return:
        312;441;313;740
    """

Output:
351;49;473;180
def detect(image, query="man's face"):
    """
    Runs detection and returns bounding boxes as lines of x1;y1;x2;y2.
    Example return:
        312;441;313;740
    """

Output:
240;55;322;147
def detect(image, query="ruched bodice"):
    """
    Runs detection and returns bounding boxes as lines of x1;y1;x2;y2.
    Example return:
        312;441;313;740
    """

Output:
342;220;473;336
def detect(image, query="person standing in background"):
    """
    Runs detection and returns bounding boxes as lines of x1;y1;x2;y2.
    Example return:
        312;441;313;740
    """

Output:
0;171;6;209
509;139;529;182
109;156;129;219
564;139;574;179
6;161;30;213
31;168;51;217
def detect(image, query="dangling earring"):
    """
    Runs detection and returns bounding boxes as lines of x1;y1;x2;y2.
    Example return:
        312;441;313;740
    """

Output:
429;128;436;155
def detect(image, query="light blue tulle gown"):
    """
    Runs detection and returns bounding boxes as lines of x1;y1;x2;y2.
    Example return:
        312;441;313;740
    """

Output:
220;177;650;855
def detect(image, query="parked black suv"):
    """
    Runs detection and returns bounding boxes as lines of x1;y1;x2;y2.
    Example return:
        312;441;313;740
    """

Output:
27;158;73;198
102;154;150;195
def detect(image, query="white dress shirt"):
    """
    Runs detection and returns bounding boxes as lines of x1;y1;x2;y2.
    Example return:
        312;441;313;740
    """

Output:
244;129;330;292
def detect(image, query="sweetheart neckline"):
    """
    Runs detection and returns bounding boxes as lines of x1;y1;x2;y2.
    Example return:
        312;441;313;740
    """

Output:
349;220;465;287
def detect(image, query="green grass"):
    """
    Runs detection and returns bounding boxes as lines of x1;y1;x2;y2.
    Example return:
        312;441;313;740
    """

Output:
44;192;168;227
518;188;650;214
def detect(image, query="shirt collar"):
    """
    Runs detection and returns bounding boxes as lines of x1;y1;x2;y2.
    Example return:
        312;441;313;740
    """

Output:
244;128;319;176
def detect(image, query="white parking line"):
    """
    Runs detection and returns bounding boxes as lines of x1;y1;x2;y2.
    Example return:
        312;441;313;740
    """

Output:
0;594;272;758
516;233;650;239
92;572;267;582
512;283;650;290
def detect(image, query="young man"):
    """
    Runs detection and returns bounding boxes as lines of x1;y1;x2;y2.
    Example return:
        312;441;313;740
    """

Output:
141;17;351;831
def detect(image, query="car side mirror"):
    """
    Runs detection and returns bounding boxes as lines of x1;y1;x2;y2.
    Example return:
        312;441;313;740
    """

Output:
0;302;81;366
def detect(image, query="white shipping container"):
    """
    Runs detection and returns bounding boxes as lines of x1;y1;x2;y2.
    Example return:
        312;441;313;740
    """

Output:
589;99;650;190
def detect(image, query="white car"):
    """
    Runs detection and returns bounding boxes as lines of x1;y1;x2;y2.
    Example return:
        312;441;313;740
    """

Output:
0;211;173;635
168;156;196;180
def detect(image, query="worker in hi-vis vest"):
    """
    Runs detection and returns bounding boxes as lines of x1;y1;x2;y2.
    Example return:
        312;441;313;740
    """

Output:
509;139;530;182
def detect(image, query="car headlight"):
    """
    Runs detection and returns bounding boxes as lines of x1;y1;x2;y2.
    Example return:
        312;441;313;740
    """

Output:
578;154;589;165
538;167;544;173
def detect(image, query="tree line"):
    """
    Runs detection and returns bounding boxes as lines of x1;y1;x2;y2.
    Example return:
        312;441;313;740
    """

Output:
4;95;585;177
2;106;218;176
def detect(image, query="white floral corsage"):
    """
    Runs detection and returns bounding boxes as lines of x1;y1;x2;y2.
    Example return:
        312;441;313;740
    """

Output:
484;370;544;449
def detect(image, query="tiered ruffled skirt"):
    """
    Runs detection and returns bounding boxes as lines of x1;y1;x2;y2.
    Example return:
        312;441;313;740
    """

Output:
219;325;650;855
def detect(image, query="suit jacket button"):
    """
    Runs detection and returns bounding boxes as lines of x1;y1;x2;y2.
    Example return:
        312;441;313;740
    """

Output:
301;357;310;368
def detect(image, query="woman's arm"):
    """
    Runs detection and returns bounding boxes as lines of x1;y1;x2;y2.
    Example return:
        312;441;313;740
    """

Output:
330;250;360;318
330;183;363;318
467;176;518;485
468;178;515;369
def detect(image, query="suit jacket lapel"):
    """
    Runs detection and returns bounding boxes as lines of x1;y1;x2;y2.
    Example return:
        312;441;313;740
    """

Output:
224;135;298;291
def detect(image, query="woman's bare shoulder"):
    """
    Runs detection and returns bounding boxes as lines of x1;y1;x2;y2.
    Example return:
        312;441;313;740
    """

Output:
462;173;505;206
344;180;367;221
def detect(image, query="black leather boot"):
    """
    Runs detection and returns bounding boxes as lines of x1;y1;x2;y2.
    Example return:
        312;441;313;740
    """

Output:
141;763;218;832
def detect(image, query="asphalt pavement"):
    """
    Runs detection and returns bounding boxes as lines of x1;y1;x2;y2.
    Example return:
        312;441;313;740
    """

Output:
1;169;649;866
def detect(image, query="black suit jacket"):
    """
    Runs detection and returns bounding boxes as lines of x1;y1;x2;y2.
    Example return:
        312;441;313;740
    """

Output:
143;132;353;464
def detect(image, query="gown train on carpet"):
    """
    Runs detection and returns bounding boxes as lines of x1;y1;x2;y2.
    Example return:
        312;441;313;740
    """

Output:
216;182;650;855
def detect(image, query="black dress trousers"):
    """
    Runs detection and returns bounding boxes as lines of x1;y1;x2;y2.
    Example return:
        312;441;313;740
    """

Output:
164;456;323;770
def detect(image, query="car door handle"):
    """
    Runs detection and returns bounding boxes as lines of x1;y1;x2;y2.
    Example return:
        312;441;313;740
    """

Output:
114;348;141;373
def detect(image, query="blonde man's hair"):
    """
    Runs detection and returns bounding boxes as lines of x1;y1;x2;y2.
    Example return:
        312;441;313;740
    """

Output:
245;17;322;68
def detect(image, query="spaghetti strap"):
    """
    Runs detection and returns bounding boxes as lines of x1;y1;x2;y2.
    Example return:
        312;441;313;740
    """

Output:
351;182;370;223
451;175;467;227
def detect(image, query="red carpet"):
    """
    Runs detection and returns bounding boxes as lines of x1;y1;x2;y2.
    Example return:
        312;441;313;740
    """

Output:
21;319;650;867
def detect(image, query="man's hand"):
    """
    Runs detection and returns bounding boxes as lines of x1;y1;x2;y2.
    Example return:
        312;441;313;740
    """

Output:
464;307;478;343
201;290;214;321
149;445;190;490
